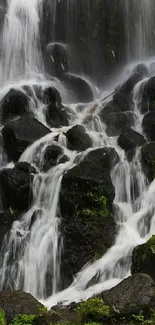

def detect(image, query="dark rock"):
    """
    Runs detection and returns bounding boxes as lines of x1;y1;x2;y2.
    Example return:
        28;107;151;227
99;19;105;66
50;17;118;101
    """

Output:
0;210;20;248
15;161;36;174
42;87;69;128
131;236;155;282
66;125;92;152
60;161;116;287
0;89;29;125
142;112;155;141
133;64;148;77
62;73;94;103
42;144;63;171
118;128;146;152
113;73;143;111
102;273;155;316
141;142;155;182
0;290;44;323
58;155;70;164
0;164;33;211
47;43;69;77
83;147;119;172
35;309;81;325
2;116;51;161
144;77;155;101
29;209;42;229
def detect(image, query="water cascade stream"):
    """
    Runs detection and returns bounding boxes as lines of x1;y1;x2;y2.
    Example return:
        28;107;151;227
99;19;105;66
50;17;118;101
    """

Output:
0;0;155;310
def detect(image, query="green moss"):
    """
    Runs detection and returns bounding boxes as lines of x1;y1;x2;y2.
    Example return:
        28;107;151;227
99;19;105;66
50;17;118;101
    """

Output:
76;297;114;322
0;309;6;325
146;235;155;253
38;305;47;313
10;314;37;325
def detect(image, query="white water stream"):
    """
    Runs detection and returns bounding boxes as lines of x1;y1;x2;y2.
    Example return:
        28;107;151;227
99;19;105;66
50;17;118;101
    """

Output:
0;0;155;309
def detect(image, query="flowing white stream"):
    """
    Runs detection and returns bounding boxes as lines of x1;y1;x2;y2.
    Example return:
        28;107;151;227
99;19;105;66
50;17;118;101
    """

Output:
0;0;155;310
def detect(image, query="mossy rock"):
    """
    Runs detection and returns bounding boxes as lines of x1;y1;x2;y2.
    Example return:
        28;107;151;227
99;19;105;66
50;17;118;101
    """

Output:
60;161;116;288
131;236;155;280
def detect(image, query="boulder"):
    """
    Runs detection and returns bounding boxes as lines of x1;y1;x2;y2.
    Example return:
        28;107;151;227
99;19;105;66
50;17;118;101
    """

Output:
0;210;20;249
42;144;63;171
42;87;69;128
0;162;34;211
66;125;92;152
118;128;146;152
100;101;135;136
36;309;81;325
2;116;51;161
60;161;116;287
0;89;29;125
141;142;155;182
131;236;155;282
62;73;94;103
113;73;143;112
142;112;155;141
133;63;148;77
102;273;155;316
0;290;44;323
83;147;119;172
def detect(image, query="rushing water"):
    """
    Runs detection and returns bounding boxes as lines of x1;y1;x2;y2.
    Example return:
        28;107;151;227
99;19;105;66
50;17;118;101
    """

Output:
0;0;155;309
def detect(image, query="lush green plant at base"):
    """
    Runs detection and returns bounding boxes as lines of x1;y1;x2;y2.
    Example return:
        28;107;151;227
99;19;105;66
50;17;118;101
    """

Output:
10;314;37;325
76;297;114;322
0;309;6;325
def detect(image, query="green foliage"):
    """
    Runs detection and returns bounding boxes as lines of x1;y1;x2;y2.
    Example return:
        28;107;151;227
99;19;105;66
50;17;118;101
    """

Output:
130;309;155;325
38;305;47;313
10;314;36;325
76;297;114;322
0;309;6;325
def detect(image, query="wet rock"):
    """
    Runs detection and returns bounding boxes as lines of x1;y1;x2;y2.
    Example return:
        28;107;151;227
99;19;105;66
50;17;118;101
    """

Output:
102;273;155;316
60;161;116;287
131;236;155;282
15;161;36;174
133;63;148;77
113;73;143;111
0;209;20;248
62;73;94;103
0;290;44;324
0;89;29;125
58;155;70;164
66;125;92;152
42;87;69;128
83;147;119;172
141;142;155;182
48;43;69;77
2;116;51;161
0;163;34;211
118;128;146;152
142;112;155;141
35;308;81;325
42;144;63;171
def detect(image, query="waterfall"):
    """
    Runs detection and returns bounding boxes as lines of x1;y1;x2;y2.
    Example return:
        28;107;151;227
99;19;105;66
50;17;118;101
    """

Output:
0;0;155;309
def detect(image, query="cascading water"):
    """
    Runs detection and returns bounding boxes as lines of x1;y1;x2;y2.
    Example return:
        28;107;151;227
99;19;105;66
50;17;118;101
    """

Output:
0;0;155;310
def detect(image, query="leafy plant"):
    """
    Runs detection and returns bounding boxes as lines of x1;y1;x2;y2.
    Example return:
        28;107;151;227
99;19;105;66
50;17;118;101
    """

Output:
76;297;113;322
0;309;6;325
10;314;36;325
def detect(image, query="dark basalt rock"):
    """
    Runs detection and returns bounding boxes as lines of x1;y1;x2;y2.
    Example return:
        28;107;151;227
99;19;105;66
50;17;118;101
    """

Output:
0;290;44;323
2;116;51;161
0;89;29;125
133;63;148;77
62;73;94;103
131;236;155;282
113;73;143;112
141;142;155;182
66;125;92;152
42;86;69;128
102;273;155;316
60;161;116;287
15;161;36;174
42;144;63;171
118;128;146;152
83;147;119;172
0;209;20;248
142;111;155;141
0;163;34;211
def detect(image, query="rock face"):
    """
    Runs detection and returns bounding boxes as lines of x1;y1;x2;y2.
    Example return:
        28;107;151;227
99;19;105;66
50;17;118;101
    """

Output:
43;87;69;128
131;236;155;282
66;125;92;152
0;162;34;211
2;116;51;161
118;128;146;152
0;89;29;125
60;161;116;287
62;74;94;103
0;210;20;249
83;147;119;172
102;273;155;315
141;142;155;182
113;73;143;112
143;112;155;141
0;290;44;323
